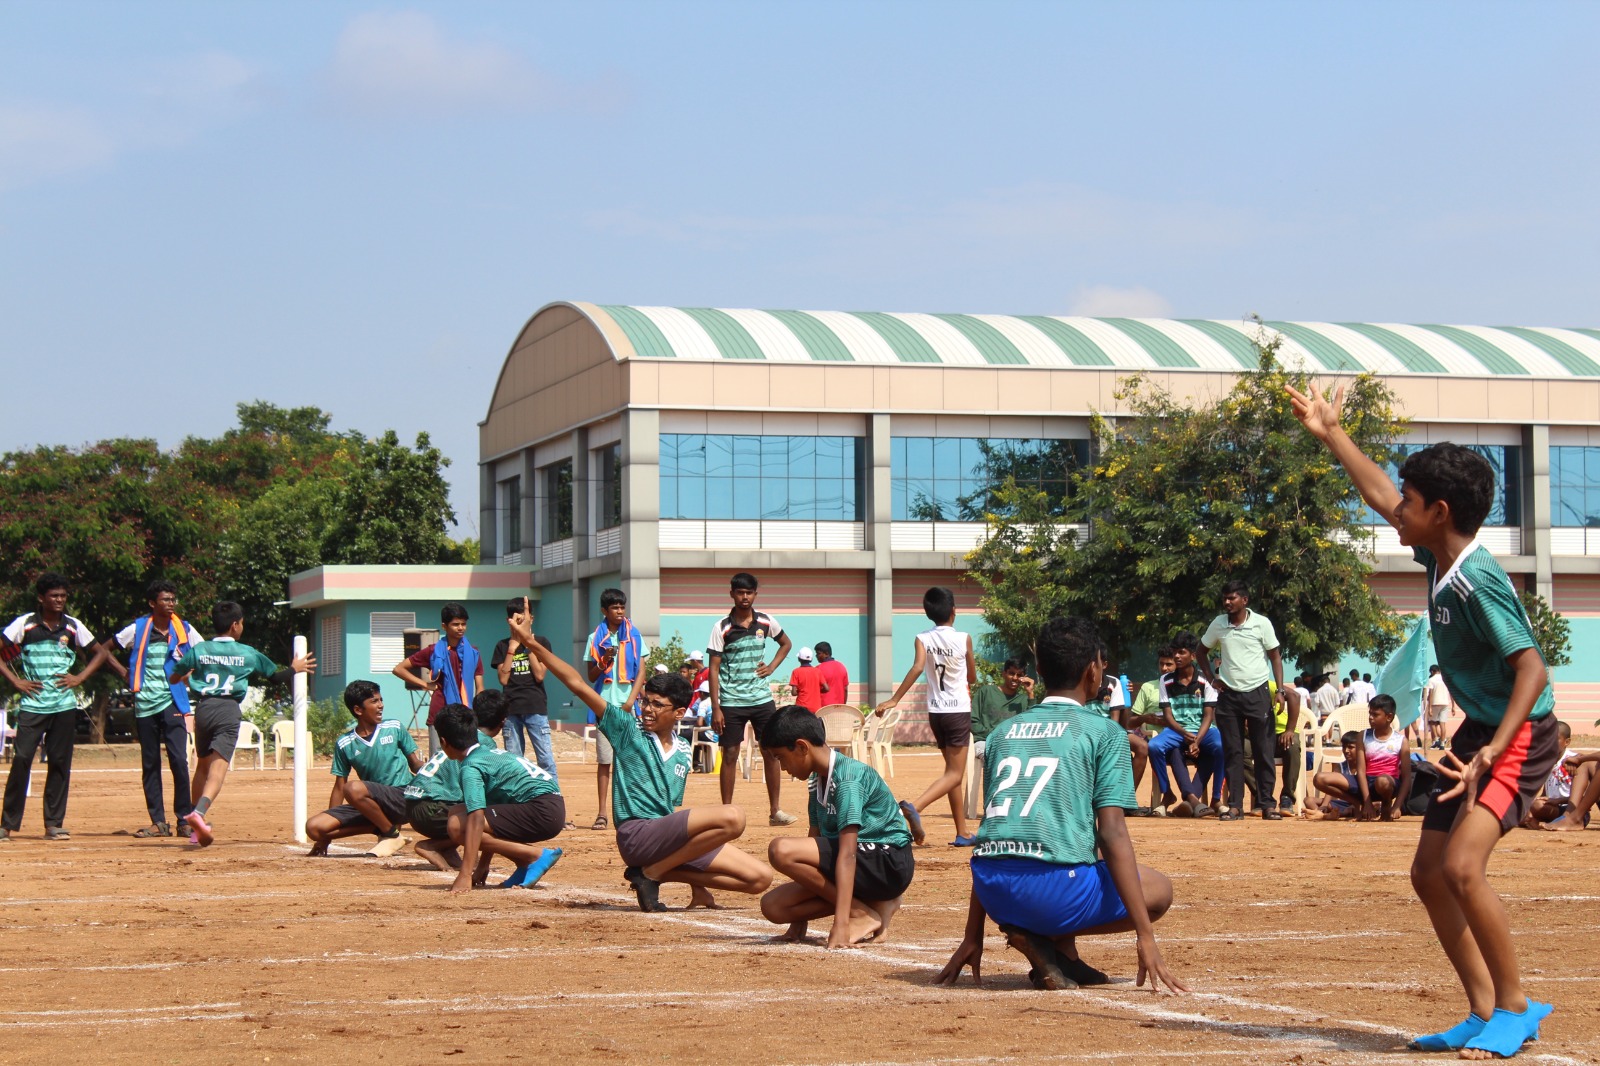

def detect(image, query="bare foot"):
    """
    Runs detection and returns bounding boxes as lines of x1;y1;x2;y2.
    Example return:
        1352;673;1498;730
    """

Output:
1459;1048;1494;1061
414;840;462;872
775;922;809;943
866;897;902;942
307;841;329;857
1542;814;1588;832
845;909;883;944
687;886;722;909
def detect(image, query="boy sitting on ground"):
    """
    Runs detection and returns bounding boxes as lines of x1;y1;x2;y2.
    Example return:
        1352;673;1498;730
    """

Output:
936;616;1185;993
1304;732;1364;821
1526;722;1598;829
512;608;774;912
305;680;426;857
760;707;914;947
1310;696;1411;821
401;701;503;872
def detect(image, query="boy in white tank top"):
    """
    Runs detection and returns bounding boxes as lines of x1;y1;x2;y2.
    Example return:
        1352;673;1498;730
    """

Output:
877;587;975;846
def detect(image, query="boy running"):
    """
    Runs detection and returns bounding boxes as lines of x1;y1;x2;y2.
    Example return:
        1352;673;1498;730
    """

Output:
0;573;110;841
170;600;315;846
305;680;426;857
513;607;774;912
707;572;794;825
935;616;1185;993
1292;383;1559;1058
760;707;913;947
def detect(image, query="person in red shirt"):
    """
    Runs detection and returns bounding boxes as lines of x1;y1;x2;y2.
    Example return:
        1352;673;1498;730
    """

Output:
815;642;849;706
392;603;484;755
689;648;709;692
789;648;825;712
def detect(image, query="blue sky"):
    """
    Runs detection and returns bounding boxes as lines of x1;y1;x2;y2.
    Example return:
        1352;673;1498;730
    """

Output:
3;1;1597;536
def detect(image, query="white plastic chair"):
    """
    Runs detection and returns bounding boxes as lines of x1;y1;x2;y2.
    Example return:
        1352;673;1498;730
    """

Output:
231;721;265;770
964;735;982;820
738;722;765;781
581;725;598;763
186;730;197;771
271;719;296;770
817;705;865;758
689;726;718;774
868;708;901;778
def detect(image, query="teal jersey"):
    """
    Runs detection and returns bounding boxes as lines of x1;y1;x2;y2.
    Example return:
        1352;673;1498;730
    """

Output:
599;704;693;824
173;637;278;703
405;731;495;802
708;610;784;707
2;614;96;715
1158;672;1217;732
1417;543;1555;726
971;684;1033;741
974;698;1137;866
808;752;911;847
460;743;559;813
330;720;417;787
113;622;174;717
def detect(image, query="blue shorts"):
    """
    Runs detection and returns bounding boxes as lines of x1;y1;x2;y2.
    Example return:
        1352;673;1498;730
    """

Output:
971;857;1129;938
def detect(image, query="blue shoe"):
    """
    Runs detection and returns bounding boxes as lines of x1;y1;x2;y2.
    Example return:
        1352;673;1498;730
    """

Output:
1410;1013;1487;1051
898;801;926;844
950;835;977;847
519;846;563;888
1460;1003;1553;1058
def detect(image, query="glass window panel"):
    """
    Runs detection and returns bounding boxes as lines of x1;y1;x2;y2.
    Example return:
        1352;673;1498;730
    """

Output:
702;476;730;520
960;437;987;482
905;478;938;521
732;435;761;479
762;477;790;520
683;434;709;479
1555;483;1586;526
1584;447;1600;484
931;437;960;478
890;436;906;474
891;478;908;521
934;479;964;514
812;436;841;478
659;476;678;521
732;478;761;519
659;435;678;478
788;478;815;521
762;434;789;470
704;434;730;478
790;436;816;478
812;478;842;520
903;437;933;479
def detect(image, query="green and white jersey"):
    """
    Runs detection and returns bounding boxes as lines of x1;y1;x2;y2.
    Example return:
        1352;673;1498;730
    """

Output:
598;703;693;824
808;751;911;847
113;622;175;717
173;637;278;703
707;610;784;707
330;720;417;788
1;614;96;715
460;743;559;813
1418;542;1555;726
405;731;495;802
1083;677;1128;721
1158;672;1217;732
973;697;1137;866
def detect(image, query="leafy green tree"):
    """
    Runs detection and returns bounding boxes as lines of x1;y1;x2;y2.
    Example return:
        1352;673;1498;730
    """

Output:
967;339;1409;676
1520;590;1572;668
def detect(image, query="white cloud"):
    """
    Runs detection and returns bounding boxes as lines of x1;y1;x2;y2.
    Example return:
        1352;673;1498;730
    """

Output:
327;11;547;116
0;102;116;192
1067;284;1174;318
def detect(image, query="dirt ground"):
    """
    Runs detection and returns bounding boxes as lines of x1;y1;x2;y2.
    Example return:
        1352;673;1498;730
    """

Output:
2;748;1597;1066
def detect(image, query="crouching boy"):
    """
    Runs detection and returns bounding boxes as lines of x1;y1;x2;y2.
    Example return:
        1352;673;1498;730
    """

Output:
760;707;914;948
305;680;425;856
936;616;1185;992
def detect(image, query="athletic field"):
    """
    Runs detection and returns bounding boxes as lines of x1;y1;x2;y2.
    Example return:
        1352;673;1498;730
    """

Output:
3;749;1595;1065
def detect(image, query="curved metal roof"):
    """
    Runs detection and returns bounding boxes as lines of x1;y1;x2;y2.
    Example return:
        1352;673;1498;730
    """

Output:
567;304;1600;378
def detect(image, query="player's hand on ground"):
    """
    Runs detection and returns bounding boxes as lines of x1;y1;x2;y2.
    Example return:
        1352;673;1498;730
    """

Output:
934;937;983;987
825;927;858;951
1361;801;1378;822
1134;934;1186;994
1285;382;1344;440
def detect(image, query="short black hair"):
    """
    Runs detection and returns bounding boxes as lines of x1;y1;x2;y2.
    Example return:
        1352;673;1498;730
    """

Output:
212;601;245;634
730;572;759;592
35;572;67;597
1350;668;1360;679
1362;673;1372;683
923;586;956;624
599;588;627;609
1429;664;1439;674
145;579;178;603
815;641;832;658
1399;443;1496;535
1221;579;1250;600
435;703;477;750
505;596;531;618
1156;644;1176;660
644;671;692;708
472;689;508;732
1170;630;1200;654
1002;657;1027;672
1340;730;1362;747
1034;616;1101;691
761;706;825;749
440;603;469;624
343;679;381;712
1368;694;1396;717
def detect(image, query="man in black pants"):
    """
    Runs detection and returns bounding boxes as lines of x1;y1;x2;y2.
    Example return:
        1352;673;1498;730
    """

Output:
1200;580;1287;821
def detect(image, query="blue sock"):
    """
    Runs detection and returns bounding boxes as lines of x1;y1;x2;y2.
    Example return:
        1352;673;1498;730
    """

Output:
1410;1013;1487;1051
521;847;564;887
1462;1003;1553;1058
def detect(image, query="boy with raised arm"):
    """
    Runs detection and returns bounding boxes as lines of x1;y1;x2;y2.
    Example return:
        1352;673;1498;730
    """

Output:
305;680;426;857
759;707;913;947
1291;382;1559;1058
707;572;795;825
392;603;483;755
512;604;774;912
584;588;646;830
935;616;1184;994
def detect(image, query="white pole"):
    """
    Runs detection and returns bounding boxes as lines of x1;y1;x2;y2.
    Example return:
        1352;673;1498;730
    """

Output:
292;634;309;843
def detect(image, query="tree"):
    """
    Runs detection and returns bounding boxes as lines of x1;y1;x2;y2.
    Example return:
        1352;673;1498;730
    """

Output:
967;337;1409;675
1520;590;1572;669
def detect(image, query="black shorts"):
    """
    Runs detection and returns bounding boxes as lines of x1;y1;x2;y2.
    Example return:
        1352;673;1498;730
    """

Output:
815;837;915;903
193;697;242;760
483;794;566;845
928;712;972;749
405;798;454;840
1422;715;1562;835
325;781;410;829
615;809;720;871
720;702;777;748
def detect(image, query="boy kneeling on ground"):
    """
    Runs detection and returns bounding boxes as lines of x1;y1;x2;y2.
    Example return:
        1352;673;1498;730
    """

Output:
936;616;1186;992
305;680;425;857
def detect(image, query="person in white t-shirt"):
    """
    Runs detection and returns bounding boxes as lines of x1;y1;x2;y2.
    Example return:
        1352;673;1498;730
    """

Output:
876;586;974;846
1425;665;1453;750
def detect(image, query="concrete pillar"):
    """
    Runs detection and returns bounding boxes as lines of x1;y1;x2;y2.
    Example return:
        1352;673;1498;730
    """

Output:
570;427;592;662
478;462;497;561
621;409;662;649
520;447;538;562
1525;424;1553;601
867;413;894;703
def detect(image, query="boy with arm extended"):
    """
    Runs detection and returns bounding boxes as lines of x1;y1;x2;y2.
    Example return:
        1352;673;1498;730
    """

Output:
876;586;975;846
305;680;426;857
513;608;774;912
170;600;315;846
491;597;557;782
584;588;647;830
0;573;110;842
760;707;914;947
1291;383;1560;1057
392;603;483;756
936;616;1185;994
707;572;794;825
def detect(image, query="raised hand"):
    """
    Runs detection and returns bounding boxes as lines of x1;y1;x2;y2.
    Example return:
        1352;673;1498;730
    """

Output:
1285;382;1345;441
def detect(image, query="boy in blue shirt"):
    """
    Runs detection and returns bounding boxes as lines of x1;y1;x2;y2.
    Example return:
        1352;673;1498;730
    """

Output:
305;680;426;857
1292;383;1560;1057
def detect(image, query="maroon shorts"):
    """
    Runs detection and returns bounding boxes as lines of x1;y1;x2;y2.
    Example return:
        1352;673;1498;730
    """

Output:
615;809;721;871
928;712;972;749
1422;715;1562;835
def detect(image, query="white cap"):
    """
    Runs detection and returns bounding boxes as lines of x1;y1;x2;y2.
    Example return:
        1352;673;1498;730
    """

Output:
696;680;710;694
688;649;704;662
798;646;814;662
654;663;668;673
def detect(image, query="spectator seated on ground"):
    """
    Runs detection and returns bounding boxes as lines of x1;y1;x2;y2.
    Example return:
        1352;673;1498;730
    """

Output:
1304;732;1364;821
1525;722;1599;829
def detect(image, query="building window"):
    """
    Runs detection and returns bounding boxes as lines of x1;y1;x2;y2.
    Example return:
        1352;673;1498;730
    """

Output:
369;612;416;672
890;437;1090;521
1356;444;1523;527
1552;446;1600;527
501;476;522;552
659;435;863;521
542;460;573;543
319;614;343;677
597;443;622;529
